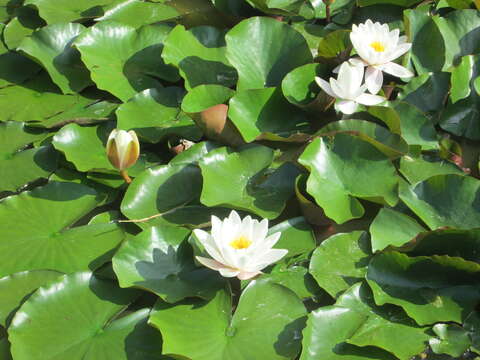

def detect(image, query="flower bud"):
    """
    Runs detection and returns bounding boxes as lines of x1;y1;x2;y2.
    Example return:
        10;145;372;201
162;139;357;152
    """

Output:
106;129;140;171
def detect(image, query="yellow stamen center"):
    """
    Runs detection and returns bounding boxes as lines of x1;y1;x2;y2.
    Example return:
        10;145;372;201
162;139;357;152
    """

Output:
230;236;252;250
370;41;385;52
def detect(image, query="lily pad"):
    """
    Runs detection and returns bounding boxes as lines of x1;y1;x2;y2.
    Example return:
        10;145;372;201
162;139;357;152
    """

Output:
399;174;480;230
199;145;300;219
75;22;179;101
112;225;225;302
367;251;480;325
225;16;312;90
8;272;163;360
116;87;201;143
0;181;123;278
18;23;92;94
309;231;371;298
298;134;399;224
162;25;237;89
150;280;307;360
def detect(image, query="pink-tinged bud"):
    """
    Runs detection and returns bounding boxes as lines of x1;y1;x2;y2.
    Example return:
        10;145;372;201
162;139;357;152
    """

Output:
106;129;140;171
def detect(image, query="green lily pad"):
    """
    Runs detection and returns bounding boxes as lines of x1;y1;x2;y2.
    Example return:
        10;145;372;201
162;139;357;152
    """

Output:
429;324;471;357
0;52;41;88
399;174;480;230
116;87;201;143
0;121;58;192
162;25;237;89
298;134;399;224
24;0;116;23
121;163;228;228
150;280;307;360
317;119;408;159
399;155;464;185
75;22;179;101
199;145;300;219
450;55;479;103
228;87;310;142
367;251;480;325
225;16;312;90
3;5;45;50
300;283;427;360
96;0;179;28
281;63;328;106
8;272;164;360
0;181;123;278
18;23;92;94
369;208;426;252
112;225;225;302
268;217;316;258
309;231;371;298
0;270;62;327
439;96;480;141
264;266;322;300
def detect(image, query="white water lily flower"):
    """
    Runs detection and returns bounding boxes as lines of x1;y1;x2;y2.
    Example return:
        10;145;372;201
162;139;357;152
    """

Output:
106;129;140;171
315;61;385;114
194;211;288;280
350;19;414;94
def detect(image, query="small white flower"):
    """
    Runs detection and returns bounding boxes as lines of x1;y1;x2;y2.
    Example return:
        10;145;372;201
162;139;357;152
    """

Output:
350;19;414;94
316;61;385;115
106;129;140;171
194;211;288;280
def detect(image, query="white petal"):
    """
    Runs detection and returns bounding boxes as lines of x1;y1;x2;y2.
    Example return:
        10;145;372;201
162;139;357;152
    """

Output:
253;218;269;242
237;271;261;280
252;232;281;256
193;229;225;263
228;210;242;226
365;67;383;95
338;62;364;97
349;58;367;67
330;78;345;99
219;268;240;278
250;249;288;271
377;62;414;78
384;43;412;63
336;100;358;114
355;93;386;106
210;215;223;242
196;256;226;271
398;35;408;45
315;77;336;98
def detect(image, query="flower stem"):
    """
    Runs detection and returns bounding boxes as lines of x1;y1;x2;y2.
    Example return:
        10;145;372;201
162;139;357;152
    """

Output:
326;3;331;23
120;170;132;184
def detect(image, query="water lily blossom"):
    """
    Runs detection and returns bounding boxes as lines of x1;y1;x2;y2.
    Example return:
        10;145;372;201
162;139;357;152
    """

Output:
316;61;385;114
350;19;414;94
194;211;288;280
106;129;140;183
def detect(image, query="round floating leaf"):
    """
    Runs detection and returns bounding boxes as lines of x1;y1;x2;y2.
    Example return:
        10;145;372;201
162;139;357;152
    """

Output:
3;5;45;50
96;0;179;28
399;174;480;230
268;217;316;258
0;52;41;88
116;87;201;143
399;155;464;185
0;73;91;123
169;141;221;166
8;272;163;360
450;55;478;103
0;181;123;278
439;96;480;141
53;122;115;172
369;208;426;252
113;225;224;302
429;324;471;357
317;29;351;59
0;270;62;327
298;134;399;224
150;280;307;360
265;266;321;300
225;16;312;90
121;163;225;228
317;119;408;158
281;63;328;106
18;23;92;94
228;87;310;142
181;84;235;113
0;122;57;191
301;283;426;360
163;25;237;89
199;145;300;218
75;22;179;101
309;231;371;298
367;251;480;325
24;0;116;23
